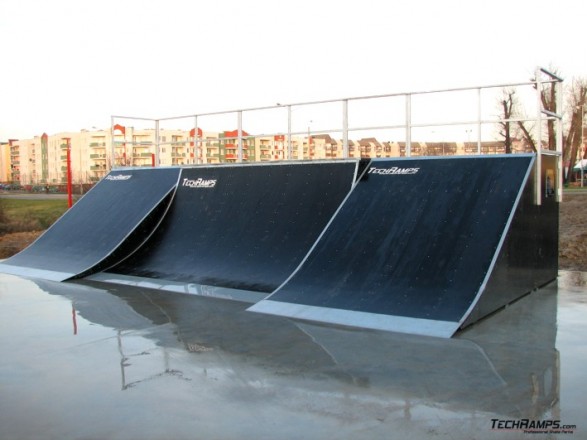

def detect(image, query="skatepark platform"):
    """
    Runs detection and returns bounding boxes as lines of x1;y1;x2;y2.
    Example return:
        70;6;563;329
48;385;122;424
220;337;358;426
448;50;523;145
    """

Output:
0;154;559;337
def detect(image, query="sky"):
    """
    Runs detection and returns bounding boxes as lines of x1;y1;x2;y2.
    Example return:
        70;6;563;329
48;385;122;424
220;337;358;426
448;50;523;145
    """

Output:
1;0;586;141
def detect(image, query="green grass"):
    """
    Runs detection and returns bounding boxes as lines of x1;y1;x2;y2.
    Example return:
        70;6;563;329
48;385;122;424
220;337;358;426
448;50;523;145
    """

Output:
0;198;70;234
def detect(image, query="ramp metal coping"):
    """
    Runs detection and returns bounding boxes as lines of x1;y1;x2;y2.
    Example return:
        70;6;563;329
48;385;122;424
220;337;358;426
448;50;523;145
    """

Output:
165;158;358;169
252;301;459;338
87;273;268;304
0;265;74;282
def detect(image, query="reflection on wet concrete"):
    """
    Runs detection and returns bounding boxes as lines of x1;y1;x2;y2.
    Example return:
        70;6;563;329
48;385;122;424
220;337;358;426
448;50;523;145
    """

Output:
38;278;558;413
0;272;584;439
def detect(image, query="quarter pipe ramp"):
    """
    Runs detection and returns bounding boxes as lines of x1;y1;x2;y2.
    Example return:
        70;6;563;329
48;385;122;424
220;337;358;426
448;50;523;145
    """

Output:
99;161;359;299
0;168;180;281
249;155;554;337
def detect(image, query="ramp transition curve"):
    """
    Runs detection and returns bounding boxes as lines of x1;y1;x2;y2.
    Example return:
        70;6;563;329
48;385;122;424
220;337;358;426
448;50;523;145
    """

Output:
0;168;179;281
249;155;557;337
98;161;359;299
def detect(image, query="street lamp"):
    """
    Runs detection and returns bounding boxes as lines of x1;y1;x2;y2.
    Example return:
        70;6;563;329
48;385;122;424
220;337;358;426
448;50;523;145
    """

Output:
577;104;586;187
307;120;313;159
465;129;472;153
581;105;585;187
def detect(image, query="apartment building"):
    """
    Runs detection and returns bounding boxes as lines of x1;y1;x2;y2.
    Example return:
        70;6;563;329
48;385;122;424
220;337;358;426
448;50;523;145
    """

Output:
1;126;534;186
0;142;9;182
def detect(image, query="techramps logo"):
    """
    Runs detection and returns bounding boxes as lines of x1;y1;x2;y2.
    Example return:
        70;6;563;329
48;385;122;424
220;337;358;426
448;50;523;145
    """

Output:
182;177;217;189
491;418;577;435
105;174;132;181
368;166;420;175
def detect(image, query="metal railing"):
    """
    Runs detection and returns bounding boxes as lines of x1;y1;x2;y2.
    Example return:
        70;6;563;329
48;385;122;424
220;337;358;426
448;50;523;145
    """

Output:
112;67;563;204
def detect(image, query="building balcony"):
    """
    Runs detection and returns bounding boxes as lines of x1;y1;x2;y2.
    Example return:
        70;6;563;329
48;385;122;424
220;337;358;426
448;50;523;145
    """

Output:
225;153;249;160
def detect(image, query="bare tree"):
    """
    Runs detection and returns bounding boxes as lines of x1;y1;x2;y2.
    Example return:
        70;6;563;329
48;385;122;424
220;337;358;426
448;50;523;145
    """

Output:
517;120;537;152
497;87;536;152
541;76;558;151
498;89;515;154
564;78;587;183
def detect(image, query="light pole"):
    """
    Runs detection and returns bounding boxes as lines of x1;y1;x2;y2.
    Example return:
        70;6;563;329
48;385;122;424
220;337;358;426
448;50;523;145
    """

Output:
465;129;472;153
63;137;73;208
581;105;585;187
307;120;313;160
576;104;586;187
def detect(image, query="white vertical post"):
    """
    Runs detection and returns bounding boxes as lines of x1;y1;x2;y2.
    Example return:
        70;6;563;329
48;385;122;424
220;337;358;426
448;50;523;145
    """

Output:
237;111;243;163
405;94;412;157
535;67;542;206
287;105;292;160
155;119;160;167
556;81;564;198
581;106;585;189
194;115;199;164
110;116;115;170
342;99;349;158
477;88;482;154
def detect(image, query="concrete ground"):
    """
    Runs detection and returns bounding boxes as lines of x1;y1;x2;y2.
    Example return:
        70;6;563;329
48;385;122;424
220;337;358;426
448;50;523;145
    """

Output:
0;271;585;440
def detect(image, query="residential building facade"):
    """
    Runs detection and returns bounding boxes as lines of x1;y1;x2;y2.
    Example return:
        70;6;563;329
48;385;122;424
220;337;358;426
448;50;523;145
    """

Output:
0;127;534;186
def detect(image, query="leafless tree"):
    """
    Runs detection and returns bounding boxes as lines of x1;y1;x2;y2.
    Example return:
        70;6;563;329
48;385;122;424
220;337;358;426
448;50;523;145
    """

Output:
497;87;536;152
514;67;558;152
517;120;537;152
498;89;515;154
563;78;587;183
538;71;559;151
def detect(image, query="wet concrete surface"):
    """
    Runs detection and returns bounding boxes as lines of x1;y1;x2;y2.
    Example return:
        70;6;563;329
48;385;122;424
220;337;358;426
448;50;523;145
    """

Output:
0;271;585;440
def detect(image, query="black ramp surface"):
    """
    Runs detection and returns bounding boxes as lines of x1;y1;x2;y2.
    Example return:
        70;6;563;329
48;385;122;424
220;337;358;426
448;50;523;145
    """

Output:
249;155;534;338
0;168;180;281
107;161;358;294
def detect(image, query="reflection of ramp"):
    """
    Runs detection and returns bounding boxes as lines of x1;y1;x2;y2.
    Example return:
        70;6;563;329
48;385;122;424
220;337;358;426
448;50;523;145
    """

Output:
101;161;358;296
250;155;545;337
35;276;558;417
0;168;180;281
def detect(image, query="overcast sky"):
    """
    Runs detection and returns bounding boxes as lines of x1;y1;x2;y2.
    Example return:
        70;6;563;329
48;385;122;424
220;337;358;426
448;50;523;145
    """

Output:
1;0;585;141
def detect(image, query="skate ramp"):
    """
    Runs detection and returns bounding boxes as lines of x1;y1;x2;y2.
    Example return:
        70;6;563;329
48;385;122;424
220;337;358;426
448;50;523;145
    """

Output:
98;161;359;298
249;155;547;337
0;168;180;281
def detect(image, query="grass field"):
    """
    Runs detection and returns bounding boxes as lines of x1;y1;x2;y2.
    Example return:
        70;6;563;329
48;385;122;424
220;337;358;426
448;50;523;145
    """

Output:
0;198;70;234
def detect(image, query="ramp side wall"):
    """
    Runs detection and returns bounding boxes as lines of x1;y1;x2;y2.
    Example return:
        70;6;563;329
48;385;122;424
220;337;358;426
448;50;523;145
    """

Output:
461;154;559;328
